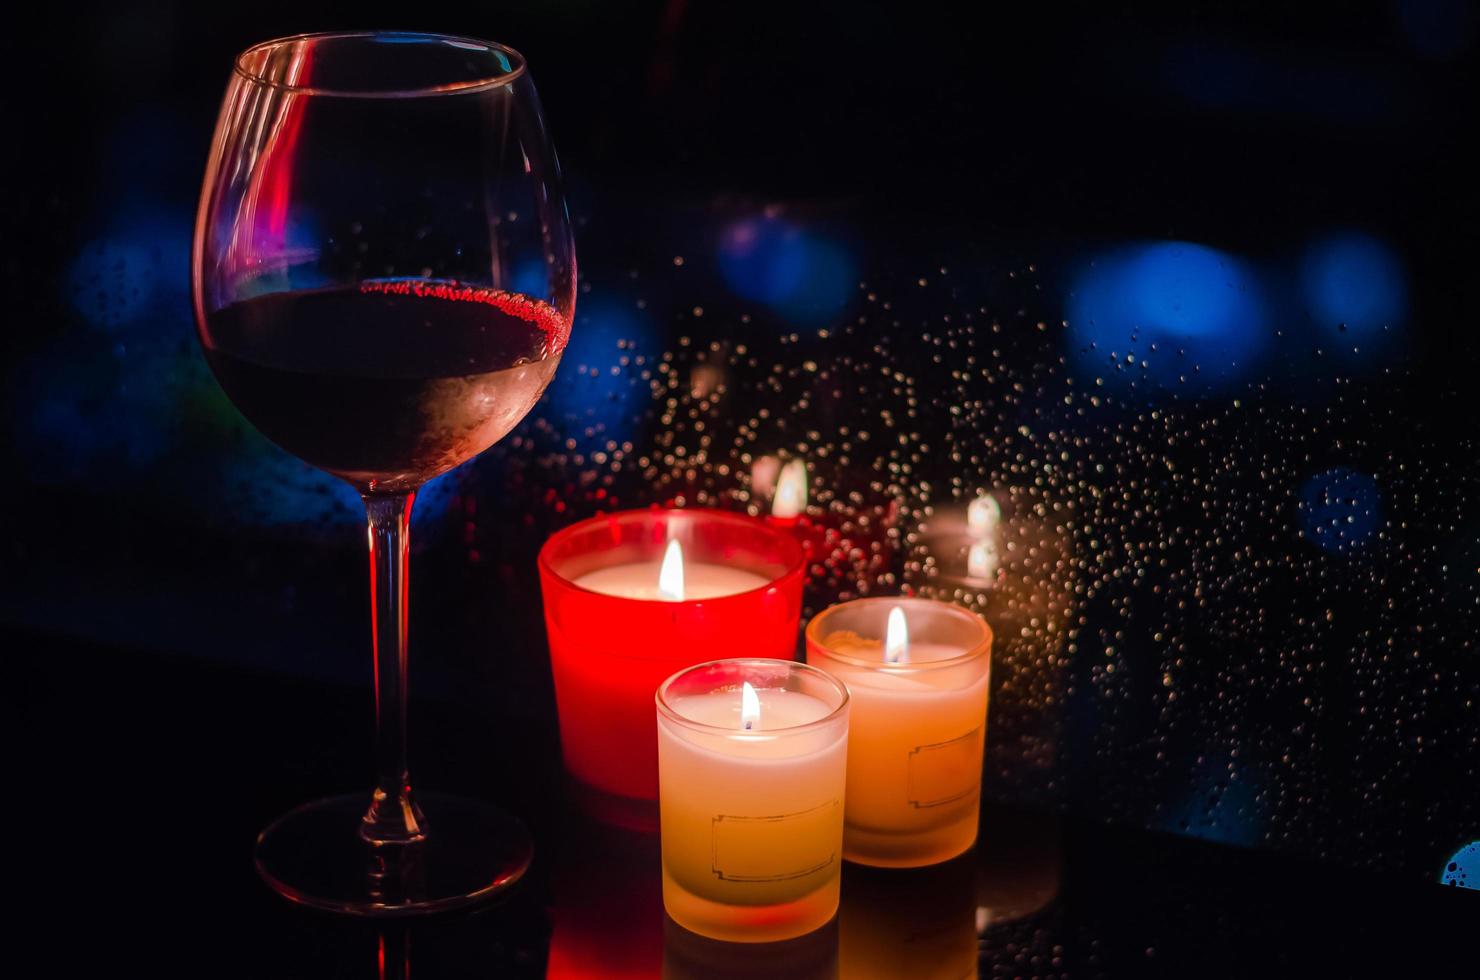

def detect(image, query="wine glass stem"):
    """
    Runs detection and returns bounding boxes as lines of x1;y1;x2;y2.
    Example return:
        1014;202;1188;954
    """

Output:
361;492;427;845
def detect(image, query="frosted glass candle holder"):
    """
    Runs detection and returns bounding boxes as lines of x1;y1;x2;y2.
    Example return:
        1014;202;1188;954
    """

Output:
656;659;850;943
806;597;992;868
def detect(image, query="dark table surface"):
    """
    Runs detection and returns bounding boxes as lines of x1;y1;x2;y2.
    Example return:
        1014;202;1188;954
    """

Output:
18;623;1474;978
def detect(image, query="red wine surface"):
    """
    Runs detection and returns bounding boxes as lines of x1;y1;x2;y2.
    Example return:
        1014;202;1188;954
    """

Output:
201;281;567;491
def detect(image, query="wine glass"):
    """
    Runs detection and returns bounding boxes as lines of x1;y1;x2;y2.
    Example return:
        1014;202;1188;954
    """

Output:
192;32;575;915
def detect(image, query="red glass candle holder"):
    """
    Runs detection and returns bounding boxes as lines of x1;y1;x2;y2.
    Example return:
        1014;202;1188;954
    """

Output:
539;509;806;815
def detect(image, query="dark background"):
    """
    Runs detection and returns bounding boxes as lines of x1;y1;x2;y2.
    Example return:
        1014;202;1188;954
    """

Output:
6;1;1480;973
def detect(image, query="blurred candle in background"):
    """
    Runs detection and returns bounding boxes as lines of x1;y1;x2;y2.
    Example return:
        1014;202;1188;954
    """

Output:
755;454;903;615
806;597;991;867
771;458;808;525
909;489;1076;791
539;509;805;825
966;494;1000;537
657;659;849;942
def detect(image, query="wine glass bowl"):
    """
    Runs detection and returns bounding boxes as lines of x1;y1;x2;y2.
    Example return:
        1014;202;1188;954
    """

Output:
196;31;573;495
192;32;574;914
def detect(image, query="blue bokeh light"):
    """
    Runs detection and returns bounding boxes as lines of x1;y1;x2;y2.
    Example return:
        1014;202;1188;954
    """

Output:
67;215;192;332
1299;467;1383;552
414;468;462;527
1441;841;1479;889
1162;759;1267;848
717;216;855;325
1065;241;1267;393
19;352;174;480
1299;232;1407;344
509;257;549;300
216;439;463;531
218;449;359;528
35;203;462;532
544;299;656;449
18;210;196;482
67;237;163;329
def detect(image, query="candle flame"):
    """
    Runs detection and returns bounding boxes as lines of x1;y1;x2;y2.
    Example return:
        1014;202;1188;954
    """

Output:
750;455;780;496
967;540;997;580
772;459;808;519
885;606;909;664
967;493;1000;536
658;539;684;601
741;681;760;731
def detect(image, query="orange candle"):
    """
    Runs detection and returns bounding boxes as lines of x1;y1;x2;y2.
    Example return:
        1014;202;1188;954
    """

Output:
806;597;992;867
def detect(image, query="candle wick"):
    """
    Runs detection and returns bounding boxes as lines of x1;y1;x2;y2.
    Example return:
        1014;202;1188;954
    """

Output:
744;720;753;731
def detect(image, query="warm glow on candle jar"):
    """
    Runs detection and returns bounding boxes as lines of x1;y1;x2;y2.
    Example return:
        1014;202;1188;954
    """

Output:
806;597;992;868
656;659;850;943
539;510;806;821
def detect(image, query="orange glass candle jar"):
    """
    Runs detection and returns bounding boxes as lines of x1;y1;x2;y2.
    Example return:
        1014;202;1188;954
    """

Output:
806;597;992;867
539;509;805;812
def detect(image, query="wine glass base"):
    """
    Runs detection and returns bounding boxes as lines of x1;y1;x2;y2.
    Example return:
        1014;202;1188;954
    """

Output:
254;792;532;917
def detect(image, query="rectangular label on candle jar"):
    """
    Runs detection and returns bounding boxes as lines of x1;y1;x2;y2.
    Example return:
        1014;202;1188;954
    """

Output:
907;727;982;808
711;800;840;882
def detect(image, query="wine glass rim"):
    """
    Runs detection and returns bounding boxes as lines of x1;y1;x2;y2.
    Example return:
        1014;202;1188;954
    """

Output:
233;31;528;99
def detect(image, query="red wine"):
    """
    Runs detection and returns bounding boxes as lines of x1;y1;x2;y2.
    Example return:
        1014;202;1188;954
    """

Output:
201;281;568;492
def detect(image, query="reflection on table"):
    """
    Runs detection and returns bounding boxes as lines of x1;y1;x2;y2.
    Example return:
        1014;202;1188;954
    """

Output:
663;916;839;980
976;804;1062;929
840;856;978;980
542;798;1063;978
547;817;665;978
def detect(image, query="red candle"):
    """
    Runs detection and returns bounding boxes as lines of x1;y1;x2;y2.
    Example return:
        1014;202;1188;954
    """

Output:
539;509;805;815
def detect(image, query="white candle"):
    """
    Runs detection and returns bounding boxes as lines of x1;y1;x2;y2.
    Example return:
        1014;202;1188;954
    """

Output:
967;493;1000;536
657;660;850;943
574;539;770;601
666;686;832;731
